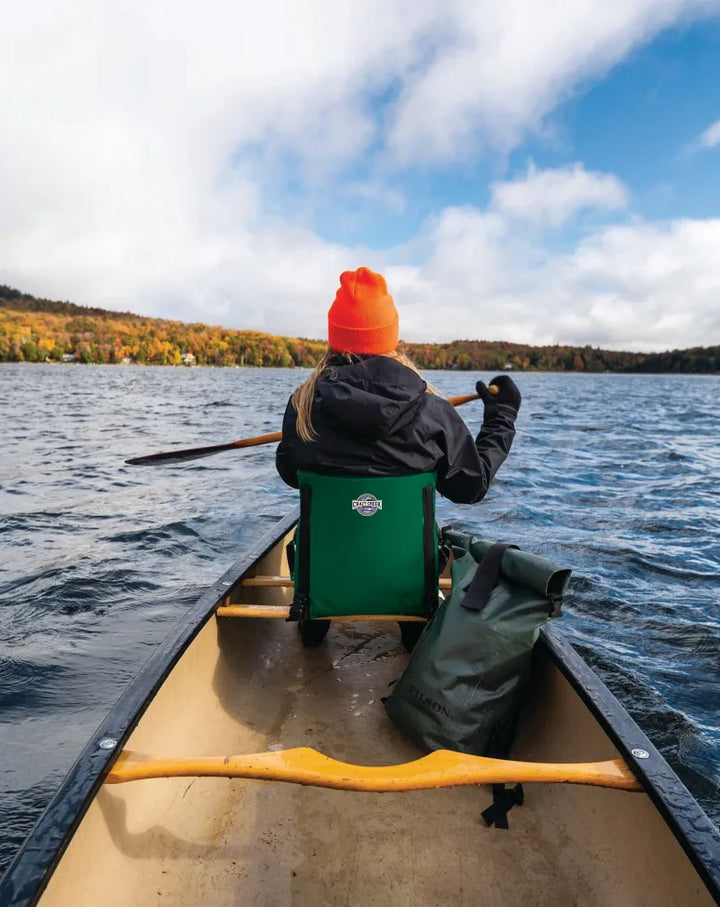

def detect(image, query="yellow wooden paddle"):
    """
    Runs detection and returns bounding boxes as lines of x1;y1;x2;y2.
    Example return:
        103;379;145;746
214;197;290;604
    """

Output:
125;389;495;466
106;746;641;791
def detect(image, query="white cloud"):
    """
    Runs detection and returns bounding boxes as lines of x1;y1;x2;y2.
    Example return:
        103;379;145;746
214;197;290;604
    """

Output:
386;0;715;162
551;219;720;347
389;210;720;351
490;163;628;226
695;117;720;150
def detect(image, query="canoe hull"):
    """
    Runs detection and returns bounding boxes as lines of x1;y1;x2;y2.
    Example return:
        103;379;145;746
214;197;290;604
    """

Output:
2;509;718;906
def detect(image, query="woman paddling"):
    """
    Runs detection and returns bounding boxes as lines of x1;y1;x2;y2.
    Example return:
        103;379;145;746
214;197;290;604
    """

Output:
275;266;521;646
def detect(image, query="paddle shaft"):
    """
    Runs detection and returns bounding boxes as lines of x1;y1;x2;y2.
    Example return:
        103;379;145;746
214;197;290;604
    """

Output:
106;746;641;791
125;431;284;465
125;387;496;466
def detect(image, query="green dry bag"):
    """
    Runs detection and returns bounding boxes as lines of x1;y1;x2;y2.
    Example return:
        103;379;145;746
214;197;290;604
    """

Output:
383;529;571;756
289;471;438;620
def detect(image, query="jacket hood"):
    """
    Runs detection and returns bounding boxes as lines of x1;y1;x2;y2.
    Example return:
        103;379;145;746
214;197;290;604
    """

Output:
315;356;427;440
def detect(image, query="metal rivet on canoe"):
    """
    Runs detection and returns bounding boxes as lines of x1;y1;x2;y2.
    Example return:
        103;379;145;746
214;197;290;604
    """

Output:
98;738;118;750
631;748;650;759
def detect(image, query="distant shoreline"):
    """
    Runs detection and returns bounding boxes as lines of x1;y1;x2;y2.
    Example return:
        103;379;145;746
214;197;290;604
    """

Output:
1;289;718;374
2;360;717;376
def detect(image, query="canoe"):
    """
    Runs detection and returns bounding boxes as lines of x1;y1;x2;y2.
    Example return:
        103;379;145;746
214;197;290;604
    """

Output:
2;508;719;906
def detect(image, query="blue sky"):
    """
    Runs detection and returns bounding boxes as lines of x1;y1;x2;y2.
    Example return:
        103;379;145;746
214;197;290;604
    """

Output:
307;16;720;248
561;19;720;218
2;0;720;351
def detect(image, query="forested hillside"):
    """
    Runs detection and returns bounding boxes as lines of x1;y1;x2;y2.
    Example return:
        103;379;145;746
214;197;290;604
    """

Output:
0;287;325;367
405;340;645;373
1;286;717;372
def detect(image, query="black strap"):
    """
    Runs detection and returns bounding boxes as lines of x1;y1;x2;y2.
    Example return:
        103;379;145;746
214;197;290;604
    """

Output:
461;542;518;612
481;784;524;829
422;485;438;617
285;539;296;577
288;484;312;622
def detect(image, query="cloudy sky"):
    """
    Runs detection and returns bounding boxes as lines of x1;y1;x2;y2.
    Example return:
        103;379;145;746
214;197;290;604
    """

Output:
2;0;720;351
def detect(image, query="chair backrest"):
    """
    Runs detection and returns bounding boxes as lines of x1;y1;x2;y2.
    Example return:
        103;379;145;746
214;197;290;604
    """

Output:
292;470;438;619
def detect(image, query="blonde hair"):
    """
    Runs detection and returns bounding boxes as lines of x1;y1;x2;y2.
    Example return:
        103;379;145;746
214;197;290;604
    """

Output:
292;349;435;443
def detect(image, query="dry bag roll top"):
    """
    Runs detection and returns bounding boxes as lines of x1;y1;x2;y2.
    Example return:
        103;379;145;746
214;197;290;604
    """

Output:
289;470;439;620
383;529;572;757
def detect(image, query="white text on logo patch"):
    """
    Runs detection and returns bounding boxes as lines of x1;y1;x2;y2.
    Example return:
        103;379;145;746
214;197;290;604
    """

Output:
352;494;383;516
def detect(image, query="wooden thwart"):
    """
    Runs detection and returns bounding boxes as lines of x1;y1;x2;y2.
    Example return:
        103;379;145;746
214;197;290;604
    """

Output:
216;605;426;620
241;575;294;587
218;574;452;619
240;575;452;590
106;746;642;791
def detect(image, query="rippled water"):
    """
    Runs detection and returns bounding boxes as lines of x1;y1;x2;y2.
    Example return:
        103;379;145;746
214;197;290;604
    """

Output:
1;363;719;874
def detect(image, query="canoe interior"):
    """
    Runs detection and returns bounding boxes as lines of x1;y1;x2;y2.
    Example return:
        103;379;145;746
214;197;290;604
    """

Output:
36;528;715;907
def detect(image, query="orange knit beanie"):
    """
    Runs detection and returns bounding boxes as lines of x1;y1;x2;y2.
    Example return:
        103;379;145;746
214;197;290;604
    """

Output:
327;267;399;355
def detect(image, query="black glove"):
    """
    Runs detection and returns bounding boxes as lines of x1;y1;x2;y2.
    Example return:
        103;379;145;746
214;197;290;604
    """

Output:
476;375;521;415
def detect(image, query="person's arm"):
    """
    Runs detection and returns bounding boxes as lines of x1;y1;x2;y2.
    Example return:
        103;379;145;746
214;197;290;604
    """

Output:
434;375;520;504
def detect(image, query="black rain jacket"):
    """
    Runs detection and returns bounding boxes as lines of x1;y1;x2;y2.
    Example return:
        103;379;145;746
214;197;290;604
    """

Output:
276;356;516;504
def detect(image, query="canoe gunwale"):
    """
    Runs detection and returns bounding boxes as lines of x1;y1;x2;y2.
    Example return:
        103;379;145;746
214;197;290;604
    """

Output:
0;508;300;907
541;624;720;901
1;507;718;905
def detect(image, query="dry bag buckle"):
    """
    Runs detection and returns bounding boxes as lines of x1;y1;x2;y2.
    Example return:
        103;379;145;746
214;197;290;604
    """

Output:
548;594;563;618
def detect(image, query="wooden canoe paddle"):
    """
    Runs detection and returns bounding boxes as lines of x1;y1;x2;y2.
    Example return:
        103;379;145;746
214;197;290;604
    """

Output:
125;387;497;466
105;745;641;791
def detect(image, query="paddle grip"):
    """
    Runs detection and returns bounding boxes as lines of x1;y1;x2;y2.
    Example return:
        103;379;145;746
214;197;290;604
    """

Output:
446;385;497;408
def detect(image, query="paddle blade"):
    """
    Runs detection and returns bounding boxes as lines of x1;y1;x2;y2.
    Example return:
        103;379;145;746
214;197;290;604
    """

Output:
126;442;240;466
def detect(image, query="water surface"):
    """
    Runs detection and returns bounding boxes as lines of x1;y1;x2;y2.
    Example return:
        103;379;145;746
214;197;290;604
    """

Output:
1;364;718;874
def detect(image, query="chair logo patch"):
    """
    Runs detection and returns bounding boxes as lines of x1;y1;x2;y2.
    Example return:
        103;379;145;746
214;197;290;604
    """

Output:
352;494;383;517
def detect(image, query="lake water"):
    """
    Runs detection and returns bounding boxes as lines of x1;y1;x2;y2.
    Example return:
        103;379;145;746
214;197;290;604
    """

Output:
1;363;719;875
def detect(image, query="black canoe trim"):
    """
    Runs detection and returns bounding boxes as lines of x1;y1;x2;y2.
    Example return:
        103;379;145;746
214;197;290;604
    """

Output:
0;508;300;907
540;624;720;903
